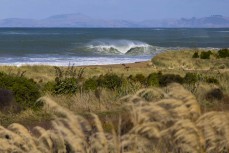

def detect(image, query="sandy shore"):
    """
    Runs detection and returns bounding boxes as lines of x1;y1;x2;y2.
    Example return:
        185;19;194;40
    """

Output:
76;60;152;69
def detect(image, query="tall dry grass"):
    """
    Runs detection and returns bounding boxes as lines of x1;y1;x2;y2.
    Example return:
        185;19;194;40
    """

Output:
0;83;229;152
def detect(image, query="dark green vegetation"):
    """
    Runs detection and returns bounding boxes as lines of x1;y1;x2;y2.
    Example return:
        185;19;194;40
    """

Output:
192;52;199;58
0;72;42;110
192;50;212;59
0;49;228;129
43;66;220;95
200;51;212;59
192;48;229;59
218;48;229;58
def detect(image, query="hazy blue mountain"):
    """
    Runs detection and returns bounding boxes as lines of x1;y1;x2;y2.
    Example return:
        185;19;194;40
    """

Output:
140;15;229;27
0;18;37;27
39;13;104;27
0;14;228;27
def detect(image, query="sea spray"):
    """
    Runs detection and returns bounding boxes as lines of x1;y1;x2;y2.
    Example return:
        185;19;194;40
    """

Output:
0;28;228;66
86;39;153;54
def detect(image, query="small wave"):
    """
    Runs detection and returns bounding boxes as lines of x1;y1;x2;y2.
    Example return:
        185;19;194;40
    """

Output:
151;29;165;31
86;39;160;55
192;36;209;38
0;32;30;35
0;31;61;35
215;31;229;33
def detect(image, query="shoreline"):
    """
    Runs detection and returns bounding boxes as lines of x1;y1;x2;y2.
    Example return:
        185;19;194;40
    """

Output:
0;58;153;68
0;49;228;83
0;59;154;83
0;60;152;69
0;48;223;68
75;60;152;68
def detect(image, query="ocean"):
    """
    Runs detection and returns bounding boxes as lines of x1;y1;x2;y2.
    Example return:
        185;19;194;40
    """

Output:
0;28;228;66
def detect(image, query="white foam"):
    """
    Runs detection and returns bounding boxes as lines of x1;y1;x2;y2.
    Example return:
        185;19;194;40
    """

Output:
0;56;151;67
87;39;151;54
0;31;61;35
216;31;229;33
151;29;165;31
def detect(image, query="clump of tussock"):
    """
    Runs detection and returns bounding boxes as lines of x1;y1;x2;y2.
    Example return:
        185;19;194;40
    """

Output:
1;83;229;153
166;83;201;120
117;86;166;104
125;84;200;127
196;111;229;153
120;83;229;153
135;88;167;102
160;119;204;153
0;125;44;153
121;122;162;152
128;98;192;128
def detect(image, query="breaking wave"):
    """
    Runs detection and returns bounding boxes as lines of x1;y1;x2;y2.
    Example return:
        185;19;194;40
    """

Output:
86;39;166;55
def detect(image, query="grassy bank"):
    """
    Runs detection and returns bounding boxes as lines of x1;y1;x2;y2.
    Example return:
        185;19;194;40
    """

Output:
0;49;229;152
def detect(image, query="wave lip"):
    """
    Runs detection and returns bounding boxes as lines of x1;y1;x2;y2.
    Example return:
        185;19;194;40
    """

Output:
86;39;155;55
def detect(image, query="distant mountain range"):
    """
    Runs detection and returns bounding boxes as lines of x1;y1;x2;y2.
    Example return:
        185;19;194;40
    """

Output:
0;14;229;28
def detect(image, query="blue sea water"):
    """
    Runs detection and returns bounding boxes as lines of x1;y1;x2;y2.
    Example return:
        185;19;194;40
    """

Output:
0;28;228;66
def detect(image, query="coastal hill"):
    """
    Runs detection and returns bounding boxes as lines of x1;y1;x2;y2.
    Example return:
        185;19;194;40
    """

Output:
0;14;229;28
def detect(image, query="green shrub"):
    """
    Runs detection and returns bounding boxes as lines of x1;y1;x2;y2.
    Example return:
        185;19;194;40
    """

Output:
98;74;123;90
192;52;199;58
147;73;159;87
200;51;212;59
83;77;98;91
159;74;183;86
205;77;219;84
54;78;78;94
42;81;56;93
134;74;146;85
53;66;86;94
184;73;201;84
218;48;229;58
0;72;42;110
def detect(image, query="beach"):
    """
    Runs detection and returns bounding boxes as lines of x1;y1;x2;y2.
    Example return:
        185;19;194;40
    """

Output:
0;28;228;66
0;28;229;152
0;49;229;152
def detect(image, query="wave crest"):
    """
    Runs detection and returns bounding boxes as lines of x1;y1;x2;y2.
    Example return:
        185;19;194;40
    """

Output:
86;39;160;55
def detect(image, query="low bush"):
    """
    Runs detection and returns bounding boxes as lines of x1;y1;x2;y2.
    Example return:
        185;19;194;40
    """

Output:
205;77;219;84
218;48;229;58
83;77;98;91
147;73;159;87
134;74;146;85
52;66;86;94
42;81;56;93
98;74;123;90
54;78;78;94
184;73;201;84
200;51;212;59
0;72;42;110
159;74;183;86
192;52;199;58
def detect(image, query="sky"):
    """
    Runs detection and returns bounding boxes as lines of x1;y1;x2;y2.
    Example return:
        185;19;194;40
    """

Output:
0;0;229;20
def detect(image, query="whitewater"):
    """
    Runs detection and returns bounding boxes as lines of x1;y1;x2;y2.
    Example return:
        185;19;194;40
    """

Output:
0;28;228;66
